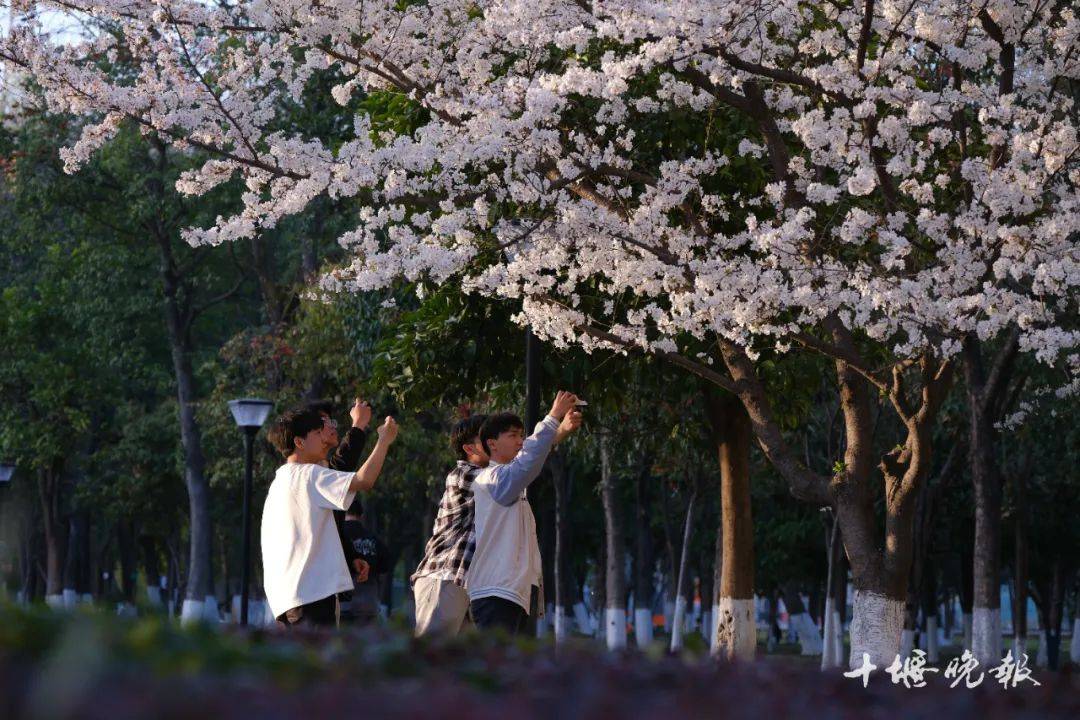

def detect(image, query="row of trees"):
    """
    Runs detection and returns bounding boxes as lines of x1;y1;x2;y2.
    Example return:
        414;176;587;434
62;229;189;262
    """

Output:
0;0;1077;669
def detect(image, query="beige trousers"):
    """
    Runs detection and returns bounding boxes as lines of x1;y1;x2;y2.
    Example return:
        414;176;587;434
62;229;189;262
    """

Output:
413;576;471;637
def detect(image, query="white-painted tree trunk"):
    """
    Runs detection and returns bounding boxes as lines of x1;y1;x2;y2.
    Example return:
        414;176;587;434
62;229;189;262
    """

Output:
180;598;204;625
1070;617;1080;666
714;597;755;661
927;617;940;662
1012;635;1025;660
116;602;138;618
670;595;688;652
899;628;915;659
146;586;162;605
1035;630;1048;667
79;593;93;604
202;595;220;623
45;594;64;609
535;611;549;637
792;612;823;655
556;606;571;642
699;610;710;642
663;598;675;633
62;589;78;608
962;612;973;649
820;598;836;670
634;608;653;647
832;609;845;667
709;606;722;654
572;602;591;635
605;608;626;650
849;591;904;669
972;607;1002;665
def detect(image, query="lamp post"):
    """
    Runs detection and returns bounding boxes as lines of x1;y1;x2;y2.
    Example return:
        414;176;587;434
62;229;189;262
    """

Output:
227;398;273;626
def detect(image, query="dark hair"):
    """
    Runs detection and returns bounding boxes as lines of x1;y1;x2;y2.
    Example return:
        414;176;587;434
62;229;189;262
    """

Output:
479;412;524;455
305;400;335;417
268;408;325;458
450;414;488;461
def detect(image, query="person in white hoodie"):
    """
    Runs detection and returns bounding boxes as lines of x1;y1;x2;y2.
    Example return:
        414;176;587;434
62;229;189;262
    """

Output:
468;391;583;634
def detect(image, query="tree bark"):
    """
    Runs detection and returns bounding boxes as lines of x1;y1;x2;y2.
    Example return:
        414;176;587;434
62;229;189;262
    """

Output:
633;461;654;648
599;435;626;649
148;139;213;624
706;392;755;661
963;331;1019;664
669;489;696;652
37;462;67;606
551;448;572;642
1012;472;1029;659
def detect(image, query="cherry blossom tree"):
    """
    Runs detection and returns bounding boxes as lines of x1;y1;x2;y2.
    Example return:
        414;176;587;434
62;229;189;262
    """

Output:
4;0;1077;665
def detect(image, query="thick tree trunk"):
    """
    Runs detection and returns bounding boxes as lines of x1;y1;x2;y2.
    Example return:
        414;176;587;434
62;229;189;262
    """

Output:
706;393;755;661
599;435;626;649
706;515;721;649
633;464;654;648
37;463;67;606
592;534;606;639
117;520;138;605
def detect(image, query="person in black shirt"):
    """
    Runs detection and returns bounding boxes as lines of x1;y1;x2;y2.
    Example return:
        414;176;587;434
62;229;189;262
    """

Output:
340;498;391;626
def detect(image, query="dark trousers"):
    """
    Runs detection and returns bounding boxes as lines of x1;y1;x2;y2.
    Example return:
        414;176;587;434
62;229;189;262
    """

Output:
276;594;337;629
471;587;538;636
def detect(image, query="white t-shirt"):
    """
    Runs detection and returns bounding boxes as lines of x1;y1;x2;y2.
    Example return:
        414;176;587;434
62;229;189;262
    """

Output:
261;462;357;619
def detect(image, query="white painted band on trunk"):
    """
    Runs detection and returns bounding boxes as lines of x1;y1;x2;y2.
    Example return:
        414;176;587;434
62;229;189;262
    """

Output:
573;602;591;635
972;606;1002;665
900;628;915;659
554;606;568;642
45;594;64;609
849;591;904;669
927;617;939;662
1035;630;1047;667
79;593;93;604
202;595;220;623
670;596;688;651
634;608;653;647
146;587;162;605
831;609;845;669
962;612;973;649
180;599;204;625
535;611;548;638
605;608;627;650
821;599;835;670
794;612;823;655
1070;618;1080;666
62;589;78;608
714;597;755;661
709;605;721;653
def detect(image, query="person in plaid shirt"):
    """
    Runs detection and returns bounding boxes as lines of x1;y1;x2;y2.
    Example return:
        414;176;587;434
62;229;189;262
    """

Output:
411;414;489;637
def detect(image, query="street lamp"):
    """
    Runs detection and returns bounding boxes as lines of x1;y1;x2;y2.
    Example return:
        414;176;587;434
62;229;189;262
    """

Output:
228;398;273;626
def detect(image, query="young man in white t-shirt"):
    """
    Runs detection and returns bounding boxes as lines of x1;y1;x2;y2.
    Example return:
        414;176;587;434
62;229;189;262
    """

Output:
468;391;583;634
262;406;399;628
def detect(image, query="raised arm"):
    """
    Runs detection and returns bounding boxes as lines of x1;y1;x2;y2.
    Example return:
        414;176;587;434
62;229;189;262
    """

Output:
349;417;398;493
487;391;581;506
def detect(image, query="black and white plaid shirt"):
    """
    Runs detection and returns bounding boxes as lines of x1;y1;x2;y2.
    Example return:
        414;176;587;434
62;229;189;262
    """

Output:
411;460;483;588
